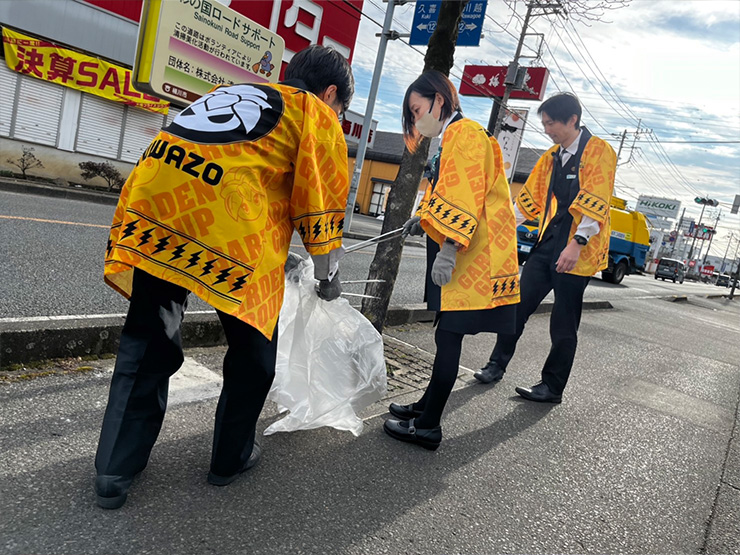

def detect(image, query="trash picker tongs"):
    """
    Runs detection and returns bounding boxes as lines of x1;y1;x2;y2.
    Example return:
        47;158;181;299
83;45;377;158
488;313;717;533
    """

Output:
343;228;405;254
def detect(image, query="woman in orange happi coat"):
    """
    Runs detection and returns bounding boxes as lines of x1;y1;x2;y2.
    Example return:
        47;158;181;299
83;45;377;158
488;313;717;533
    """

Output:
383;70;520;450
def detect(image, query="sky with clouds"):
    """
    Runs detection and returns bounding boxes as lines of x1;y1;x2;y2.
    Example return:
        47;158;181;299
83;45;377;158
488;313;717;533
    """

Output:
347;0;740;261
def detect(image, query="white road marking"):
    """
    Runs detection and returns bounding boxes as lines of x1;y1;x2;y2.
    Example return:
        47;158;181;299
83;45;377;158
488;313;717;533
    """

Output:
0;310;216;324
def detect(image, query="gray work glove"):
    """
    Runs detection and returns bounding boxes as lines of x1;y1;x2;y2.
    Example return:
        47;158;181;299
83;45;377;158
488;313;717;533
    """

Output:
431;241;457;287
316;271;342;301
402;215;424;238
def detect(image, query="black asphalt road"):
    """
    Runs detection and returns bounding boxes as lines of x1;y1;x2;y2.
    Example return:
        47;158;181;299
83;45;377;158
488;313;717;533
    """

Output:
1;294;738;554
0;190;426;317
0;189;728;320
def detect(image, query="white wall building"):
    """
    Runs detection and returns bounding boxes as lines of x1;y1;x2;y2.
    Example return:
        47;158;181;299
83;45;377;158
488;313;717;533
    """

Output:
0;1;180;185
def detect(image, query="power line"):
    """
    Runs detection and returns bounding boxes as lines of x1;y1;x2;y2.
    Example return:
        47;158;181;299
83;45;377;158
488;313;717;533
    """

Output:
564;18;642;123
548;21;639;127
349;0;736;205
636;140;740;144
539;38;614;135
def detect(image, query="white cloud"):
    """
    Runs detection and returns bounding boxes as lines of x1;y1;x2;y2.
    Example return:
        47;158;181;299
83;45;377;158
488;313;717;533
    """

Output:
346;0;739;249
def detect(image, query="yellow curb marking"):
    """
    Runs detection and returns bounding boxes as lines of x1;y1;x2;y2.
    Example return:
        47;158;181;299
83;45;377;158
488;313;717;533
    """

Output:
0;214;109;229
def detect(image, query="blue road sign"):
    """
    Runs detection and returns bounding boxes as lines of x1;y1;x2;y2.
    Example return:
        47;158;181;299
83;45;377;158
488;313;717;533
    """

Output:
409;0;487;47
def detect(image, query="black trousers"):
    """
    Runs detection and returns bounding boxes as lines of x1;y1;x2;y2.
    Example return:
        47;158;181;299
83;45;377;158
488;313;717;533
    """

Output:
489;238;590;395
95;269;278;479
413;327;464;429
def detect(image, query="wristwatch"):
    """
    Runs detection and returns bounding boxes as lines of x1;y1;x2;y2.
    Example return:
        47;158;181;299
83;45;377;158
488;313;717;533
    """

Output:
573;234;588;246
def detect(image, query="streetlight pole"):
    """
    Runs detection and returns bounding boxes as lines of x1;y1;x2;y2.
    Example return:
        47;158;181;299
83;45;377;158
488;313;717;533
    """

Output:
343;0;403;232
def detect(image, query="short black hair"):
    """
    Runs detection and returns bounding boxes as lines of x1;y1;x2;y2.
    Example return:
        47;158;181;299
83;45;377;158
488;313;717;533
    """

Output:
402;70;460;151
538;92;582;129
285;45;354;112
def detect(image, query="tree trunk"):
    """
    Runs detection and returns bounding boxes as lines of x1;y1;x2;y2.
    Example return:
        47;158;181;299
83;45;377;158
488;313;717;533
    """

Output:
361;0;468;332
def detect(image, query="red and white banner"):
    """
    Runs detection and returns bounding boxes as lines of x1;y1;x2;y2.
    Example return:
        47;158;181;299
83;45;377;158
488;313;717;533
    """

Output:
459;65;549;100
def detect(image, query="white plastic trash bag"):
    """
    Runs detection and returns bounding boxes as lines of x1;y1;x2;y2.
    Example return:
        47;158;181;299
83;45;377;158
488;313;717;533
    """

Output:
264;256;387;437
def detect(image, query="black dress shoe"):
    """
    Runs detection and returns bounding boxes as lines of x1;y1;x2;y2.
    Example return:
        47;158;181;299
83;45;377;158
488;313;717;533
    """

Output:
207;442;262;486
383;418;441;451
95;474;135;510
388;402;423;420
515;382;562;404
474;361;505;384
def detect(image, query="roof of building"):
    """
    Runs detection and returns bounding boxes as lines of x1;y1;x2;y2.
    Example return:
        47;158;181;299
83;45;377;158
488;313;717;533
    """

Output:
347;129;544;181
347;131;441;165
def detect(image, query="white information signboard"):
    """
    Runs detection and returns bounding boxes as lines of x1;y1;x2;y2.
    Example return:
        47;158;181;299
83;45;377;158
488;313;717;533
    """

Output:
496;107;528;181
134;0;285;106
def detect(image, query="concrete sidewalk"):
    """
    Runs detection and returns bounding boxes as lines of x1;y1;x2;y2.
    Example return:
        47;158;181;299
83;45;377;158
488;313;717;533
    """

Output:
1;294;738;554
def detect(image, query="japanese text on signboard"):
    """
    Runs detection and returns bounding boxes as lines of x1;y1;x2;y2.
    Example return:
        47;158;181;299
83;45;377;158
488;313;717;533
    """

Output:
2;27;168;114
135;0;284;105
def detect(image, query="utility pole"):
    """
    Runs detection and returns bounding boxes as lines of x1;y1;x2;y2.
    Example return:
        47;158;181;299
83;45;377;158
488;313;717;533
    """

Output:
729;238;740;300
720;232;734;273
614;119;646;166
687;204;706;260
344;0;407;232
702;209;721;264
489;0;564;136
670;207;685;256
615;128;628;160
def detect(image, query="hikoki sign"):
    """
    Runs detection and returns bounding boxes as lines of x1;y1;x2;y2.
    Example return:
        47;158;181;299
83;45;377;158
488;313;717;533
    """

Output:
2;27;169;114
636;195;681;220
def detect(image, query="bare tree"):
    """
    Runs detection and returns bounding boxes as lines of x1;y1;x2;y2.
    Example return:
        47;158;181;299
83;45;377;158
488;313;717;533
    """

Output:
7;146;44;179
361;0;469;332
506;0;631;24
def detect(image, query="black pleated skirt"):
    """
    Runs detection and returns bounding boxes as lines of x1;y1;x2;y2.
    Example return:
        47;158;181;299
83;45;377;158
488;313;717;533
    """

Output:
424;237;517;336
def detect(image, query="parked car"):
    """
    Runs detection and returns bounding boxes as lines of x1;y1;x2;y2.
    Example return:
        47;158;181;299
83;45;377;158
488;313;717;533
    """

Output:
654;258;686;283
716;274;730;287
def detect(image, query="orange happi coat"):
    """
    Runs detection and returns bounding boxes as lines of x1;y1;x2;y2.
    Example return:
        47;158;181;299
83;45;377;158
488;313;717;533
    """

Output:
517;135;616;276
105;83;349;339
418;118;520;311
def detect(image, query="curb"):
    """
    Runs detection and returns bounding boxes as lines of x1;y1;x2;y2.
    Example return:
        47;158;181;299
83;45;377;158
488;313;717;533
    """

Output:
0;178;118;206
705;293;736;300
0;301;613;369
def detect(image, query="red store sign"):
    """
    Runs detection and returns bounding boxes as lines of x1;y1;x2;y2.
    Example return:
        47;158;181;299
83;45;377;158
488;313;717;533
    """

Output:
459;64;549;100
85;0;364;64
